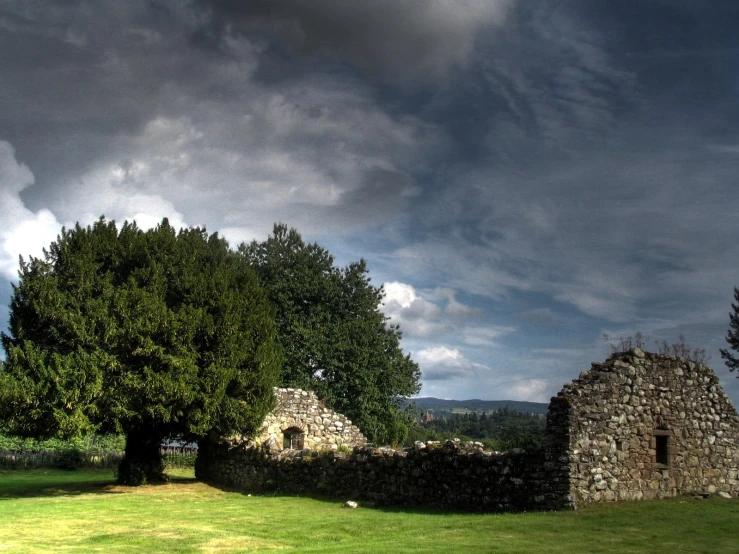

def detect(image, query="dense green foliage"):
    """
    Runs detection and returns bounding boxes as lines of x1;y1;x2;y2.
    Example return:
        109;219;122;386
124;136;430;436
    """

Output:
241;224;421;445
721;286;739;375
406;408;546;451
2;469;738;553
0;218;281;484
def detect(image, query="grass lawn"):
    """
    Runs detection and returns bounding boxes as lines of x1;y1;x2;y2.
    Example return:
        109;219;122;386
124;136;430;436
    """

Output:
0;469;737;553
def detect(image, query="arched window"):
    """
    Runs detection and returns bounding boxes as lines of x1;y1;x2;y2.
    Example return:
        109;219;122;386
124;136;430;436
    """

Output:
282;427;305;450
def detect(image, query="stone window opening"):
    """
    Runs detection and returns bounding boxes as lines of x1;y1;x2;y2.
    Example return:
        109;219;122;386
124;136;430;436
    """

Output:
282;427;305;450
653;428;672;467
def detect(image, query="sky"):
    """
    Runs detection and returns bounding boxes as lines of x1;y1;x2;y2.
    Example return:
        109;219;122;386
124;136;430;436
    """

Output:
1;0;739;405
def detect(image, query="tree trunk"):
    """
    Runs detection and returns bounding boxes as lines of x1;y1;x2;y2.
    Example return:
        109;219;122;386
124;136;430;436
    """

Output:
116;427;166;486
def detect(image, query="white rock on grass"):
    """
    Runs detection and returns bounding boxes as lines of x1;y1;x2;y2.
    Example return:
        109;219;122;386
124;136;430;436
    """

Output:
343;501;358;509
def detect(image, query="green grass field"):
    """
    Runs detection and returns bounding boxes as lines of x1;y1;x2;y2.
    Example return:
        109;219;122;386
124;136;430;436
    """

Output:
0;469;737;553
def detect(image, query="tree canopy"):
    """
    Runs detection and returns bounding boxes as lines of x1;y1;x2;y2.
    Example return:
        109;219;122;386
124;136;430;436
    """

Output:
241;224;420;445
0;218;281;484
721;286;739;375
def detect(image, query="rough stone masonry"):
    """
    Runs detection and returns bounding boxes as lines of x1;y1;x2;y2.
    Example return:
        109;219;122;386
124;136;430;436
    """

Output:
549;348;739;504
248;388;367;451
196;350;739;511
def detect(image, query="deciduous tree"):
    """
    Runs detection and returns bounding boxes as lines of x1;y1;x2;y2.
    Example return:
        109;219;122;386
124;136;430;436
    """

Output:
241;224;420;445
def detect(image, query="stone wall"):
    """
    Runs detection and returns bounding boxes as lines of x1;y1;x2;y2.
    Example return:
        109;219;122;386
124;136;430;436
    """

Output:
249;388;367;452
550;349;739;505
195;439;571;512
196;351;739;511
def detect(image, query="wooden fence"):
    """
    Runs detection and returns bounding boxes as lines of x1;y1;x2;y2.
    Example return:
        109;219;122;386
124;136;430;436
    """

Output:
0;450;123;470
161;446;198;469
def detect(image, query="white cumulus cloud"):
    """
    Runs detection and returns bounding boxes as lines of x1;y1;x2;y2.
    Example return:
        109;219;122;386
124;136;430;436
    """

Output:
433;287;483;318
0;141;63;280
415;345;491;381
0;138;193;281
414;344;554;402
382;281;514;345
382;281;447;338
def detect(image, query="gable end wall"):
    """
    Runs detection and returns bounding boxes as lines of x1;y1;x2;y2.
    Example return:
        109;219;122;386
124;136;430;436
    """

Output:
251;388;367;451
551;349;739;505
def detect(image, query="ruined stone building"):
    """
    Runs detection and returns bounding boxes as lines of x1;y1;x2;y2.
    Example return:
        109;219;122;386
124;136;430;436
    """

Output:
197;350;739;511
548;348;739;504
246;387;367;451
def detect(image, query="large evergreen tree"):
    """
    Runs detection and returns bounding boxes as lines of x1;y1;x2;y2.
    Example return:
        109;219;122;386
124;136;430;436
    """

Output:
721;286;739;374
241;224;420;445
0;218;280;484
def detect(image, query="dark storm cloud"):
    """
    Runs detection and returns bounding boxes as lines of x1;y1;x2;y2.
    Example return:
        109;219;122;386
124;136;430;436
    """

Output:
393;132;739;326
1;0;738;401
0;1;214;200
579;1;739;98
0;0;439;241
368;0;739;398
196;0;512;80
322;168;419;229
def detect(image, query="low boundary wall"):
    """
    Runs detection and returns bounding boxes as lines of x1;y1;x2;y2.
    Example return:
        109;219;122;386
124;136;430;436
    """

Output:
196;351;739;511
195;439;572;511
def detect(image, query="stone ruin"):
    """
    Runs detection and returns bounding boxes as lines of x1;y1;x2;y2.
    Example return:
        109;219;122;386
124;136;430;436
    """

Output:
196;350;739;511
549;348;739;504
242;387;367;452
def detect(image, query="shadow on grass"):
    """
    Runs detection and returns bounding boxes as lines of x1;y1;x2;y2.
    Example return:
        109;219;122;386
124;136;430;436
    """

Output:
207;481;738;523
200;479;540;516
0;469;196;500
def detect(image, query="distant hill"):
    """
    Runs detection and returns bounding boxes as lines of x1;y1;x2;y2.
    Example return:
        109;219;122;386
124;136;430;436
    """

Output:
405;397;549;415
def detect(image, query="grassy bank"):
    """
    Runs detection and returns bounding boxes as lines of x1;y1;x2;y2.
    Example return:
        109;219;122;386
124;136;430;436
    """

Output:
0;469;737;553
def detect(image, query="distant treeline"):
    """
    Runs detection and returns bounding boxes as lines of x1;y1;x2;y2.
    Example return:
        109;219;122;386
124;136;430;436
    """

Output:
405;397;549;415
406;407;546;451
